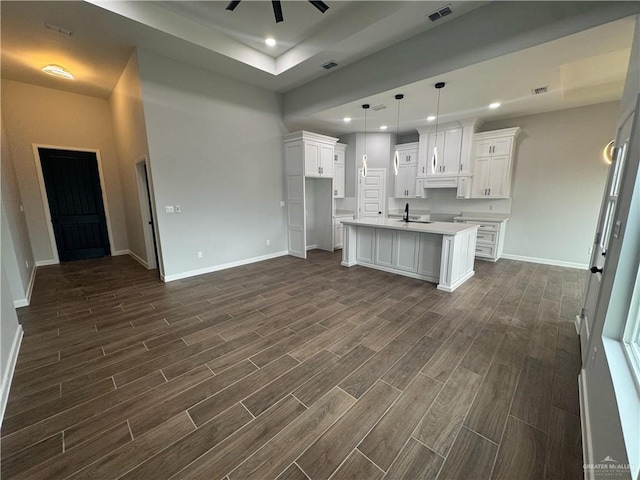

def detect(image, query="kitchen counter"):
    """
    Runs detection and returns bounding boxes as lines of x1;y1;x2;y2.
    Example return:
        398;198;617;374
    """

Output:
341;218;478;292
341;218;478;236
454;212;510;222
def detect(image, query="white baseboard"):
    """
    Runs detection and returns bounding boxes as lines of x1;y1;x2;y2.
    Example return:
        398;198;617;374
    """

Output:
162;251;288;282
127;250;149;269
0;325;23;423
112;249;130;256
12;265;37;308
501;254;588;270
579;372;595;480
306;245;318;251
35;259;57;267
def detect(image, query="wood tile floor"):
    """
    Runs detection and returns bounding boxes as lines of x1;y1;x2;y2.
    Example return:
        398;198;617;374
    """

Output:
1;251;584;479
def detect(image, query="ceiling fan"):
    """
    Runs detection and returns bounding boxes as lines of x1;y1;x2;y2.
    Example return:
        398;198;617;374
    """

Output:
225;1;329;23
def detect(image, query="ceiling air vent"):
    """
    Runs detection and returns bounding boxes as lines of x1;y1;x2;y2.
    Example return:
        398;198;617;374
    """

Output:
531;86;549;95
372;104;387;111
322;60;338;70
428;4;453;22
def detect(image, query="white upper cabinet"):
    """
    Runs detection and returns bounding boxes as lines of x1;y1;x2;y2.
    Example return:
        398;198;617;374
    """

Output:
417;119;478;188
333;143;346;198
470;127;520;199
284;131;338;179
393;143;422;198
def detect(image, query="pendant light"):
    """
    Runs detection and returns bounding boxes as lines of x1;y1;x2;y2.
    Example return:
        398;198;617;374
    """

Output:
431;82;445;174
393;94;404;176
362;104;370;177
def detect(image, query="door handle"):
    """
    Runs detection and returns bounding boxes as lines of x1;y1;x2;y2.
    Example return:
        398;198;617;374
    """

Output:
590;266;603;274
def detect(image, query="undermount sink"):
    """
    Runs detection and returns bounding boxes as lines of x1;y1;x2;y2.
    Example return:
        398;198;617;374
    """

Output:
397;219;433;224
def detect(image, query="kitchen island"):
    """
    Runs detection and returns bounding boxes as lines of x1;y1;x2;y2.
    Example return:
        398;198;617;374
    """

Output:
341;218;479;292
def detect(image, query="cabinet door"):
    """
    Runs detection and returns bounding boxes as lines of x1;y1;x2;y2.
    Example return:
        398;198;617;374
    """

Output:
426;132;446;176
457;176;471;199
320;144;334;177
356;227;375;263
492;137;513;156
375;229;394;267
404;148;418;165
394;165;405;198
487;155;510;197
417;233;441;278
471;157;491;197
304;142;320;176
334;149;345;165
406;164;418;197
395;231;419;272
474;139;493;157
334;224;343;249
334;163;345;198
442;128;462;174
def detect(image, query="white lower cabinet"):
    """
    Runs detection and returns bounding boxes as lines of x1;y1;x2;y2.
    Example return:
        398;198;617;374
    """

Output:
454;218;507;262
395;231;420;273
356;227;375;263
375;229;395;267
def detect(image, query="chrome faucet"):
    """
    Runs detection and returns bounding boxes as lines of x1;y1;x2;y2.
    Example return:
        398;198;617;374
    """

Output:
403;202;409;222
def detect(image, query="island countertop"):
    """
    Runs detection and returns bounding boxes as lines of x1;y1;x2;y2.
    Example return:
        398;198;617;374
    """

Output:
341;218;479;235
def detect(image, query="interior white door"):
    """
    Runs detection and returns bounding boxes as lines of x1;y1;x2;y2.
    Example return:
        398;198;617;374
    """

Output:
286;143;306;259
579;106;636;364
358;168;387;219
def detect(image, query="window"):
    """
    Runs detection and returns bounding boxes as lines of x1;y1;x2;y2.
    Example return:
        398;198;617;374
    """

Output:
623;263;640;394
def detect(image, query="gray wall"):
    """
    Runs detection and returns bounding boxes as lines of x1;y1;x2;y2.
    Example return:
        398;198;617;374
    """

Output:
0;262;22;420
136;49;288;280
109;50;153;267
1;118;35;304
484;101;618;267
1;80;128;263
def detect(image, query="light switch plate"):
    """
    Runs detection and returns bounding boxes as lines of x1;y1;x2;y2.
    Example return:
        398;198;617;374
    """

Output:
175;205;181;213
165;206;174;214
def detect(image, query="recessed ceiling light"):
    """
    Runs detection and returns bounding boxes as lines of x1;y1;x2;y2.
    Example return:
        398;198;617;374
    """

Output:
380;125;388;131
343;117;352;123
489;102;501;109
42;64;74;80
427;116;436;121
265;37;276;47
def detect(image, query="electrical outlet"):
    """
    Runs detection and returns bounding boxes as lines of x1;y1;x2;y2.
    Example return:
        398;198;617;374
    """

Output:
266;240;270;246
165;206;174;214
489;204;495;211
175;205;181;213
197;251;203;258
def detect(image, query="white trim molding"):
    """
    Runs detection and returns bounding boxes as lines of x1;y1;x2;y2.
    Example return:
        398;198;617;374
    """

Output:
127;250;149;269
0;325;23;423
112;250;130;256
161;251;288;282
12;266;37;308
35;259;58;267
501;253;588;270
579;372;595;480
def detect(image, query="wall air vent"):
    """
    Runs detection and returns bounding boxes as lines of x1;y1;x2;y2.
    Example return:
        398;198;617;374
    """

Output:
322;60;338;70
428;4;453;22
371;104;387;111
531;86;549;95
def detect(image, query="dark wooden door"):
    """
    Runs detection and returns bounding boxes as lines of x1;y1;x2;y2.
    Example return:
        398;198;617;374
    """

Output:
39;148;111;262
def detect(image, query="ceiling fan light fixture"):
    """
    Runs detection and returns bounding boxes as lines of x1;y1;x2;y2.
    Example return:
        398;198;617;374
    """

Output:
42;64;74;80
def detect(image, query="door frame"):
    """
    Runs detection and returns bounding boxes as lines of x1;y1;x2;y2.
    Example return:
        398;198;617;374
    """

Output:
356;168;387;219
32;144;116;264
135;157;159;270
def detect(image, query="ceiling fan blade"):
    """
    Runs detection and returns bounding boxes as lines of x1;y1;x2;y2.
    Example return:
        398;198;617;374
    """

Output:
308;1;329;14
226;1;241;11
272;1;283;23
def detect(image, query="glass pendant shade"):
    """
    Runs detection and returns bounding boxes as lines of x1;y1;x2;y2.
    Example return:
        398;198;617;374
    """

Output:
431;146;438;174
393;94;403;176
393;150;400;175
362;154;368;177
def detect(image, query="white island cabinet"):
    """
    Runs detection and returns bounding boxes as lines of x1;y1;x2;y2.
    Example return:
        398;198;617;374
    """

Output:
341;218;478;292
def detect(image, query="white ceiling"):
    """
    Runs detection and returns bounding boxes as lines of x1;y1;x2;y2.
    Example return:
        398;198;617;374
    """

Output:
0;1;636;134
0;1;485;97
309;15;635;136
